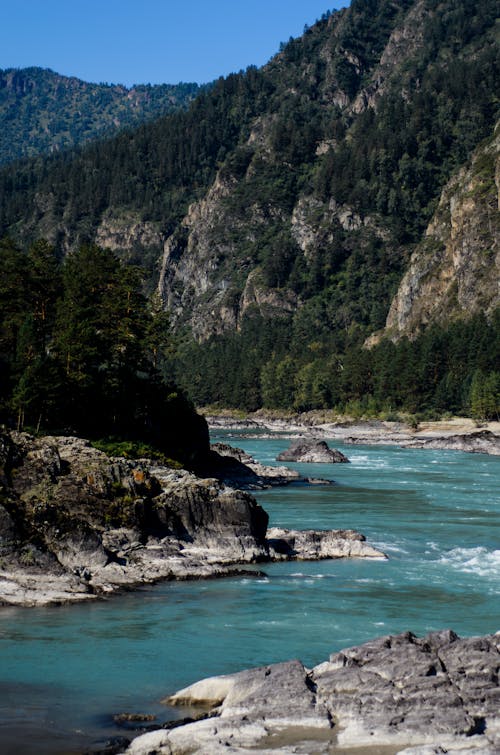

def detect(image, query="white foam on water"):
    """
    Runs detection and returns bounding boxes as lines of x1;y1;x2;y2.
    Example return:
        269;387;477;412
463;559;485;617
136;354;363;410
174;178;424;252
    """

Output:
438;546;500;578
350;455;389;469
291;572;327;579
256;620;280;626
374;541;409;555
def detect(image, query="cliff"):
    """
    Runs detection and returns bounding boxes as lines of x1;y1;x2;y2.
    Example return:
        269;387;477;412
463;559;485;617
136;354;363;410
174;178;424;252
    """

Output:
382;123;500;340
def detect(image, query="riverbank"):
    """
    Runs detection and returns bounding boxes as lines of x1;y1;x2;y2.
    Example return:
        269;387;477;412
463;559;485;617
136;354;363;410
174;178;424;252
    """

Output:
205;412;500;455
0;430;384;607
1;436;497;754
124;629;500;754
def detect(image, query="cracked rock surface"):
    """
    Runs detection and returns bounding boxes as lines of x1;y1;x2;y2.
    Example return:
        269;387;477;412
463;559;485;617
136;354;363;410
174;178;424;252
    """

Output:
0;430;384;606
124;630;500;754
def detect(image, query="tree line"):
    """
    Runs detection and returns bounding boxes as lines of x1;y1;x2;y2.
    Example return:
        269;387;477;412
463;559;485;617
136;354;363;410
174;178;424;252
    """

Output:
0;238;206;463
173;311;500;421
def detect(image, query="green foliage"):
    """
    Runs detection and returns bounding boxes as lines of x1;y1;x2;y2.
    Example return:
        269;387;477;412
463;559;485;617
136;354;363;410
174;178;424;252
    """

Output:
469;370;500;421
0;239;206;463
0;67;202;165
91;438;182;467
176;309;500;418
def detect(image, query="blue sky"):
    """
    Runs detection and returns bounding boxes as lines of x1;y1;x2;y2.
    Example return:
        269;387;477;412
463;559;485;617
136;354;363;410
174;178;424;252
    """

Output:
0;1;346;87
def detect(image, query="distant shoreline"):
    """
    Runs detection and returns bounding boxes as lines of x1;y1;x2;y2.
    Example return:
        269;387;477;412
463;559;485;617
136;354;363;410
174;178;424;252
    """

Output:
204;412;500;456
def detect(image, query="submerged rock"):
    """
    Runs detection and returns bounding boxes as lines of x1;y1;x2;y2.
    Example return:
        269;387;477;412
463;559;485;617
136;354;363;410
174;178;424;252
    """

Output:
126;630;500;754
277;439;349;463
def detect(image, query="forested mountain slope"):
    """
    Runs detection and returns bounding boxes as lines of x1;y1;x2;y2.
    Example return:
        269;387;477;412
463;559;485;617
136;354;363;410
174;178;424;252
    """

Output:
0;67;201;165
0;0;498;416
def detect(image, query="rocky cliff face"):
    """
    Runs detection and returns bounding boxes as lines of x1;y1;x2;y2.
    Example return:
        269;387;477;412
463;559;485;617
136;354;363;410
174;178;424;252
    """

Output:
383;123;500;339
0;431;268;605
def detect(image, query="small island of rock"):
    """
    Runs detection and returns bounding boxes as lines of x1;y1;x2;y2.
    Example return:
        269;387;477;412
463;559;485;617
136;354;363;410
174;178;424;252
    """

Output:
277;439;350;464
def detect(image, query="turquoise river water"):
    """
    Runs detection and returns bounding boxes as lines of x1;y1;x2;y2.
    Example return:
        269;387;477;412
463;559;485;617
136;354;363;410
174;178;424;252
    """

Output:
0;433;499;753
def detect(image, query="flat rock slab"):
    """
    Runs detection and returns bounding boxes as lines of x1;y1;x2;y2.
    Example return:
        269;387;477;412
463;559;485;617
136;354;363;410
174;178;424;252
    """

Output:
277;440;349;463
125;630;500;754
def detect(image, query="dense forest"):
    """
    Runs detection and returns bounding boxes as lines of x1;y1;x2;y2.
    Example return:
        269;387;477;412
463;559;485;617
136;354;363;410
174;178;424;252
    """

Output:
172;309;500;420
0;238;206;463
0;0;498;423
0;67;202;165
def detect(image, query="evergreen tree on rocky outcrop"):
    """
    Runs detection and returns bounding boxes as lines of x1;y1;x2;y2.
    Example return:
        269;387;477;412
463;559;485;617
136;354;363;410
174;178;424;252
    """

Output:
0;240;206;463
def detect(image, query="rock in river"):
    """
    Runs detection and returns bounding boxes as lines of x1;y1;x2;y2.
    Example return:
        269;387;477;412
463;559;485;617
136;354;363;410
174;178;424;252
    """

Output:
0;430;383;606
277;439;349;463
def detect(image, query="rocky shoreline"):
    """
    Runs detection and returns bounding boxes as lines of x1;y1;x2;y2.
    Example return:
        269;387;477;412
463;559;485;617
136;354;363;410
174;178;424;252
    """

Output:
206;414;500;456
0;431;384;607
122;629;500;754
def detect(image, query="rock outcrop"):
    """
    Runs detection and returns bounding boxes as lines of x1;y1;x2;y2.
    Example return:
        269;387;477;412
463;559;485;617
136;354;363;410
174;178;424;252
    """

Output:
266;527;385;561
125;630;500;754
0;431;269;605
208;442;301;488
0;431;383;606
277;439;349;463
382;122;499;341
404;430;500;456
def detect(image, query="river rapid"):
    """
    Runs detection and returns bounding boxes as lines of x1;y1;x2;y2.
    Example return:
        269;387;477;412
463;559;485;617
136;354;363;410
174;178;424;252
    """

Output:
0;433;499;753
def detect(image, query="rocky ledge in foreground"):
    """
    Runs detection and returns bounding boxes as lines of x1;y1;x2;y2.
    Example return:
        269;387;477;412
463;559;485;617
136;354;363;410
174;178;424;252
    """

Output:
0;431;384;606
124;630;500;755
277;439;349;464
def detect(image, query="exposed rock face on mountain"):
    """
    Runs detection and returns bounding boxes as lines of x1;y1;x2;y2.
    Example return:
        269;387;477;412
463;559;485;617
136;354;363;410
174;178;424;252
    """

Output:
125;630;500;754
0;431;383;606
277;439;349;463
157;171;301;341
383;124;500;340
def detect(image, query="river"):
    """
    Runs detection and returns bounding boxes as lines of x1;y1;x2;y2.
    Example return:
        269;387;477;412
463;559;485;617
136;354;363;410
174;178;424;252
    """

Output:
0;434;499;753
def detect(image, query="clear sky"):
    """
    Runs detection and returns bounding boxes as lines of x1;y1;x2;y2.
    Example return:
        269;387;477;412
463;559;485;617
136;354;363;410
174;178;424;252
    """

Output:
0;1;347;87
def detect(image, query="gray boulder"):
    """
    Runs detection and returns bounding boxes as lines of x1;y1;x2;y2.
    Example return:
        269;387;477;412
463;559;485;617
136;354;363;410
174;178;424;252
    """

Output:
266;527;386;560
209;442;302;488
277;439;349;463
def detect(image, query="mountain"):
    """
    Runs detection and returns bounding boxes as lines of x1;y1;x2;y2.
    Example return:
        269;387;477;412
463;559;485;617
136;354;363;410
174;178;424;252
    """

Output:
380;125;499;341
0;0;498;418
0;67;202;165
